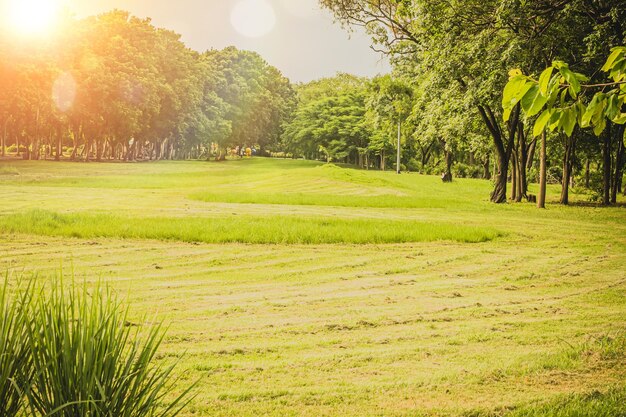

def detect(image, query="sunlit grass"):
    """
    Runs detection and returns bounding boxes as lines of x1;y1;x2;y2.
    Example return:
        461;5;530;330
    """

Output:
0;209;502;244
0;158;624;417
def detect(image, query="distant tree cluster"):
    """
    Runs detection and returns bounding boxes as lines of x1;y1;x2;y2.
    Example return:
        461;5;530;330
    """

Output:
281;72;487;180
0;11;295;162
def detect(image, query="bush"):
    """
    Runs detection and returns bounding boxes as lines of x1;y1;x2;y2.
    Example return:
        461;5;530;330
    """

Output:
0;275;195;417
0;277;34;417
453;163;483;179
5;144;27;154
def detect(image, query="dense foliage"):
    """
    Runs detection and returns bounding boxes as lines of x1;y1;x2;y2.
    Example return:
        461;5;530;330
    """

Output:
318;0;626;204
1;3;624;205
0;11;295;162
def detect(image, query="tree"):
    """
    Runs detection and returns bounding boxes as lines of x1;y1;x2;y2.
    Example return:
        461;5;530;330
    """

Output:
367;75;413;174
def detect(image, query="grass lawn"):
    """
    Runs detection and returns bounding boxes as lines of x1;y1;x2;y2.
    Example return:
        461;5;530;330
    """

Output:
0;158;625;416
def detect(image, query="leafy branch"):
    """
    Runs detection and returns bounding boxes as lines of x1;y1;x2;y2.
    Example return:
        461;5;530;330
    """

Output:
503;46;626;138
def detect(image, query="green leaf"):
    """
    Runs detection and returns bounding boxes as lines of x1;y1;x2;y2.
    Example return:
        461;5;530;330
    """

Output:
602;47;625;72
609;58;626;82
548;109;561;131
562;107;577;137
605;94;620;120
533;109;551;137
525;85;548;117
502;76;533;119
538;67;554;96
574;72;589;83
503;108;512;122
580;93;605;128
593;117;607;136
576;101;587;125
521;84;539;113
560;67;580;98
613;113;626;124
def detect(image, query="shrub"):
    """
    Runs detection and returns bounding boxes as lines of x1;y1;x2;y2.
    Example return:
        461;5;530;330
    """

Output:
0;274;195;417
453;163;483;179
0;276;34;417
5;144;27;154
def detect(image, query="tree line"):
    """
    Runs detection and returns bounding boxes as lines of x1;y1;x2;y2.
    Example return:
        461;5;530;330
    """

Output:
1;3;624;206
0;10;295;162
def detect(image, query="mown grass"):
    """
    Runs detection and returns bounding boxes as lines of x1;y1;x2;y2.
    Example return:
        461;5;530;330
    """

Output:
0;209;502;244
0;158;625;417
503;387;626;417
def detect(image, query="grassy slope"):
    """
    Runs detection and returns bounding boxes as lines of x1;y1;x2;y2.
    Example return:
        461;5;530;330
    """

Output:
0;158;625;417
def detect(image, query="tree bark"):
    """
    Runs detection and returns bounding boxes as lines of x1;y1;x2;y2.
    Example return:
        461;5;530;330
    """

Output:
477;103;519;203
538;130;547;209
443;149;453;182
514;124;528;201
526;138;537;171
611;125;625;204
511;152;518;201
560;132;576;205
396;121;401;174
602;124;612;205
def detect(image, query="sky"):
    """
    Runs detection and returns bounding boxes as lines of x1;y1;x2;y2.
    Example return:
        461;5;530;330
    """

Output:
63;0;391;83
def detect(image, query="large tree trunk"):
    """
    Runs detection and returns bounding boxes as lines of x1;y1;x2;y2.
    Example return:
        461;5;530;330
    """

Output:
526;137;537;171
538;130;547;209
516;126;529;201
443;149;453;182
585;159;591;189
602;124;612;205
478;104;519;203
611;125;625;204
510;152;518;201
560;133;577;205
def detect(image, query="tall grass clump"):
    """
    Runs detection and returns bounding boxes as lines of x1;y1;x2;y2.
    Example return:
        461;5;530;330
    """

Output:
0;274;194;417
0;276;34;417
0;209;503;244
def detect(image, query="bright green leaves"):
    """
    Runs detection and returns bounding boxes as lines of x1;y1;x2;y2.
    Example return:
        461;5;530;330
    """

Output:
502;74;533;121
561;106;577;137
503;46;626;138
602;47;626;82
521;84;548;117
553;61;581;99
538;67;553;96
533;109;551;137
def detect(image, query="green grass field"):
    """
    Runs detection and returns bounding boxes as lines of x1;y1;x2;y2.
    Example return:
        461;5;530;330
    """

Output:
1;158;625;416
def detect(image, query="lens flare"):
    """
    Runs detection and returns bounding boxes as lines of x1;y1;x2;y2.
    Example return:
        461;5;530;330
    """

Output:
230;0;276;38
52;72;76;112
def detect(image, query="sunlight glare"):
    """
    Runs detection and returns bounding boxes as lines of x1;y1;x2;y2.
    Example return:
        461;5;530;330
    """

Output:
230;0;276;38
4;0;60;36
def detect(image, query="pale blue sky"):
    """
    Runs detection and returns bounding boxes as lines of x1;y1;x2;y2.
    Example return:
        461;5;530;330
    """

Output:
66;0;391;83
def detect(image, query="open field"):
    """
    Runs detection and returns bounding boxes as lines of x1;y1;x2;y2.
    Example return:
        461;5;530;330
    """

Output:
0;158;625;416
